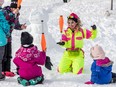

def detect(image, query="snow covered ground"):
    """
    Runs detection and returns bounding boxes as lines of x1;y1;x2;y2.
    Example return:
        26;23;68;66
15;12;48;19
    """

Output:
1;0;116;87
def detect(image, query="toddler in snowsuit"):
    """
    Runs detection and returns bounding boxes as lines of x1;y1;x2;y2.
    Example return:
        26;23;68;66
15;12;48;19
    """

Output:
13;32;46;86
57;13;97;74
85;45;116;84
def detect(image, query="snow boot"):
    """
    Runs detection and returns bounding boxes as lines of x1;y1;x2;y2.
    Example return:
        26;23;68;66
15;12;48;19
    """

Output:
29;78;37;85
2;71;15;77
36;75;44;84
29;75;44;85
17;77;30;86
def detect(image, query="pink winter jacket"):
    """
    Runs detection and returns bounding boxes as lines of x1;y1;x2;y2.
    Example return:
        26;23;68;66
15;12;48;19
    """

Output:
13;45;46;80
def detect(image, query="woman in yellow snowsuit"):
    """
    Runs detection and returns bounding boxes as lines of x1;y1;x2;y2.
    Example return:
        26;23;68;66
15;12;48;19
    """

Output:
57;13;97;74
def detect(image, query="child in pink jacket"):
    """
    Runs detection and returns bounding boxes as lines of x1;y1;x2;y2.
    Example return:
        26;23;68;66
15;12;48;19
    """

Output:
13;32;46;86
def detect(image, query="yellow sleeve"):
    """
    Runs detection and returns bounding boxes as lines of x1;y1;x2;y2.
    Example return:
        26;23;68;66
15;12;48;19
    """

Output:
90;29;97;39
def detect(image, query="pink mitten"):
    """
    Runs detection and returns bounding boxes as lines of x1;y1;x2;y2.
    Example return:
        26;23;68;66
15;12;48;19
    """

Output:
85;81;94;84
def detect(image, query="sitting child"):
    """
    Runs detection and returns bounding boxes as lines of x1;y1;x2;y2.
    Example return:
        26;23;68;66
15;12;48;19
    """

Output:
13;32;46;86
85;45;116;84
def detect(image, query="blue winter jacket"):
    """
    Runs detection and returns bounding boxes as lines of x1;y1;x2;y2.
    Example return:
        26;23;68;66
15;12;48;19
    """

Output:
91;57;113;84
0;7;10;46
2;6;22;42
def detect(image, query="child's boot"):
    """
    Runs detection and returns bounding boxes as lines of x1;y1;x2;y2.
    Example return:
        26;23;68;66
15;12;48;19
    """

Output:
29;75;44;85
17;77;23;84
36;75;44;84
17;77;30;86
29;78;37;85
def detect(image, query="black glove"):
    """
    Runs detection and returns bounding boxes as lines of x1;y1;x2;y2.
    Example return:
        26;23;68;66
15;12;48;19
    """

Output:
45;56;53;70
91;25;97;30
57;42;65;45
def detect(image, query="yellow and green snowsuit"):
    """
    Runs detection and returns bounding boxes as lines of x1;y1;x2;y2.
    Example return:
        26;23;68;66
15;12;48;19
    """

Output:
58;27;97;74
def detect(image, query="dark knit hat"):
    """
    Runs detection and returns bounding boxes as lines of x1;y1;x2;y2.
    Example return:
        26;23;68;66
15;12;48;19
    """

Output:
10;3;17;8
21;32;33;45
68;13;79;23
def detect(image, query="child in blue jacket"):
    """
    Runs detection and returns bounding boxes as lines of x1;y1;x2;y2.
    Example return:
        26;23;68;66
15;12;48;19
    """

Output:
85;45;116;84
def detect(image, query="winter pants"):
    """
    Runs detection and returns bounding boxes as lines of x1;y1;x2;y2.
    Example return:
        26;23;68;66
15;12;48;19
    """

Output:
0;46;5;77
2;42;12;72
58;50;84;74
